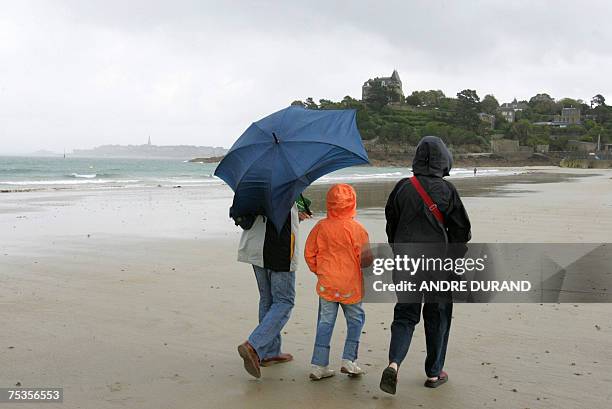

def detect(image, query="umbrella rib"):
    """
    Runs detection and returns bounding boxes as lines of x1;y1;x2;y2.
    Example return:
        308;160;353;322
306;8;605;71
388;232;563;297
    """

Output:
226;143;274;187
221;122;275;186
277;145;300;181
277;107;292;135
226;140;270;154
283;110;354;141
279;140;368;161
252;122;271;140
250;110;367;161
227;122;273;153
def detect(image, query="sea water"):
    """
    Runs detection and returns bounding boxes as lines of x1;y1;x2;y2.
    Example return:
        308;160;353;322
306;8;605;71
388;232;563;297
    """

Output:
0;156;522;192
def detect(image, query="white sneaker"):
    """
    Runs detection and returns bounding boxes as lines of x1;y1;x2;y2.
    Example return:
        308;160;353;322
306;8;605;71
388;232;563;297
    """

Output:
341;359;366;376
309;365;335;380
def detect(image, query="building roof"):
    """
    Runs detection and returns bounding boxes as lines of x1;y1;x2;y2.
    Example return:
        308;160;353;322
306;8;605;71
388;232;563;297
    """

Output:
363;70;402;86
500;98;528;110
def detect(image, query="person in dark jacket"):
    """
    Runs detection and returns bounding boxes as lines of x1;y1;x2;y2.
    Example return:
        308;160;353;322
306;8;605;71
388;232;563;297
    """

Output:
379;136;471;394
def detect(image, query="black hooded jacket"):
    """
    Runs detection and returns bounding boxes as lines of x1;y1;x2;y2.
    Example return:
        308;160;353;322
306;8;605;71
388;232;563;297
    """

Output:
385;136;471;244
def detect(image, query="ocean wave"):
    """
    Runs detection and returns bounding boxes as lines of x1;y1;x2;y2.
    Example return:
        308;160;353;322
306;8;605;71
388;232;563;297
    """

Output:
0;167;524;190
69;173;97;178
0;168;39;174
317;171;405;183
155;177;221;184
315;167;523;183
0;179;141;186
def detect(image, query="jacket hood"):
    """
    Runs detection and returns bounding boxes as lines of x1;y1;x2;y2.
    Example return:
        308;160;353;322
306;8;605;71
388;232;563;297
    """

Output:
412;136;453;178
326;184;357;219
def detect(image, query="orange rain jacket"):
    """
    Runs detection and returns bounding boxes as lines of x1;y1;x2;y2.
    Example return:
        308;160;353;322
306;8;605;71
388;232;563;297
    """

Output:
304;184;370;304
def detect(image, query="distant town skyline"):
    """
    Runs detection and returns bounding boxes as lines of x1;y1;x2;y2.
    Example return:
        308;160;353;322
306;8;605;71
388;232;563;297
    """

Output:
1;1;611;154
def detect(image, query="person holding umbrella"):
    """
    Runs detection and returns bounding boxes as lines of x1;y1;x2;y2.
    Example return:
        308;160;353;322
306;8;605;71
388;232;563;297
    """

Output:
232;198;311;378
214;106;369;379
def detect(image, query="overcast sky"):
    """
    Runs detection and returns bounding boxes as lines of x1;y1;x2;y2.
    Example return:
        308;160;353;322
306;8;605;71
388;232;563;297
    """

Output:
1;0;611;153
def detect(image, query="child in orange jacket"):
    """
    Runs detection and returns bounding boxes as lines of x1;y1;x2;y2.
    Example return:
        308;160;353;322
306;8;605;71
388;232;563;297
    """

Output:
304;183;372;380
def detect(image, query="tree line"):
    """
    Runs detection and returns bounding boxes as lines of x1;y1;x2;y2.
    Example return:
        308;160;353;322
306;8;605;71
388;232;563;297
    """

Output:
291;84;612;151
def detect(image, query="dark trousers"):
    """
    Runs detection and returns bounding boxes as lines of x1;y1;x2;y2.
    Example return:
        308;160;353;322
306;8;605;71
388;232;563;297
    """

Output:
388;302;453;378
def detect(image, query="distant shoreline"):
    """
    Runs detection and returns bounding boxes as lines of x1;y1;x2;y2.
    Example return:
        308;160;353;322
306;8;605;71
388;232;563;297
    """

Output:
188;156;225;163
187;152;564;168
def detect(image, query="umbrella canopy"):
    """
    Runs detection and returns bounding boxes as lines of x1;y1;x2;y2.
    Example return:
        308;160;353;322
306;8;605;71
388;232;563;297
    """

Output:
214;105;369;231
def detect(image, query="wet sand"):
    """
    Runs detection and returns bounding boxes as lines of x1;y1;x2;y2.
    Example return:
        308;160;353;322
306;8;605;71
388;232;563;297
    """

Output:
304;169;597;212
1;167;611;409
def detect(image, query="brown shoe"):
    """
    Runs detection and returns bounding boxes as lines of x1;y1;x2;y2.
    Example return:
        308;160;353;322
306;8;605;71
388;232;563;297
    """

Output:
260;353;293;367
237;341;261;378
424;370;448;388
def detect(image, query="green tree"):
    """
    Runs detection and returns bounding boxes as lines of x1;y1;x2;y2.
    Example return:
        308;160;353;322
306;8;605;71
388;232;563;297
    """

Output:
494;112;509;131
290;100;305;107
407;90;446;107
318;99;336;109
509;119;533;144
364;80;397;110
481;94;499;114
593;104;612;124
528;93;558;115
405;92;421;106
341;96;361;109
454;89;481;131
591;94;606;107
558;97;581;108
305;97;318;110
388;89;403;103
587;123;604;140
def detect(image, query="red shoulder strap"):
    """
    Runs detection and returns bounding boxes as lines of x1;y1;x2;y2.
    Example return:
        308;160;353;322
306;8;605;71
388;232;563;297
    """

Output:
409;176;445;224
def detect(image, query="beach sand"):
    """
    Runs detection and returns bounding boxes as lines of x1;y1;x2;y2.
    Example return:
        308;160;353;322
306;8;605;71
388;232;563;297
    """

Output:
1;167;611;409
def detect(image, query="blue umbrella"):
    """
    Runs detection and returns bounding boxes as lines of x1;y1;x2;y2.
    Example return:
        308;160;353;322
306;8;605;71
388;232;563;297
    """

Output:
214;105;369;231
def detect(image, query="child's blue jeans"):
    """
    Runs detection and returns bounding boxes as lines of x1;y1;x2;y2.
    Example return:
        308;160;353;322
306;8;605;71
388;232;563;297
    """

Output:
311;297;365;367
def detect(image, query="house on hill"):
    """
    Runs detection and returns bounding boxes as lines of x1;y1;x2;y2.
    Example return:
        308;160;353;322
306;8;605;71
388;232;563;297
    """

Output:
559;107;581;125
500;98;529;111
534;107;582;127
362;70;404;101
498;98;528;123
478;113;495;129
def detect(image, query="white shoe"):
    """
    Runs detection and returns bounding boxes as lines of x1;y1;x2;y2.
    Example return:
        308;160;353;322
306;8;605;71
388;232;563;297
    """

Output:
310;365;335;380
341;359;366;376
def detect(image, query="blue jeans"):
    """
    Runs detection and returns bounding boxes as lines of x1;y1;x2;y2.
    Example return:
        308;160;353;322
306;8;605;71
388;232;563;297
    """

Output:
388;302;453;378
248;266;295;360
311;298;365;367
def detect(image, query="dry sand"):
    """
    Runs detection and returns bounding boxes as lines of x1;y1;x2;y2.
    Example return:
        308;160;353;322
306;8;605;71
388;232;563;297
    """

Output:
1;167;611;409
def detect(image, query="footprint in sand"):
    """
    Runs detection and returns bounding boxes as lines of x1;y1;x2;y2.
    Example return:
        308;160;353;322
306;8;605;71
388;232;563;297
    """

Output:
108;382;128;392
163;373;191;385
